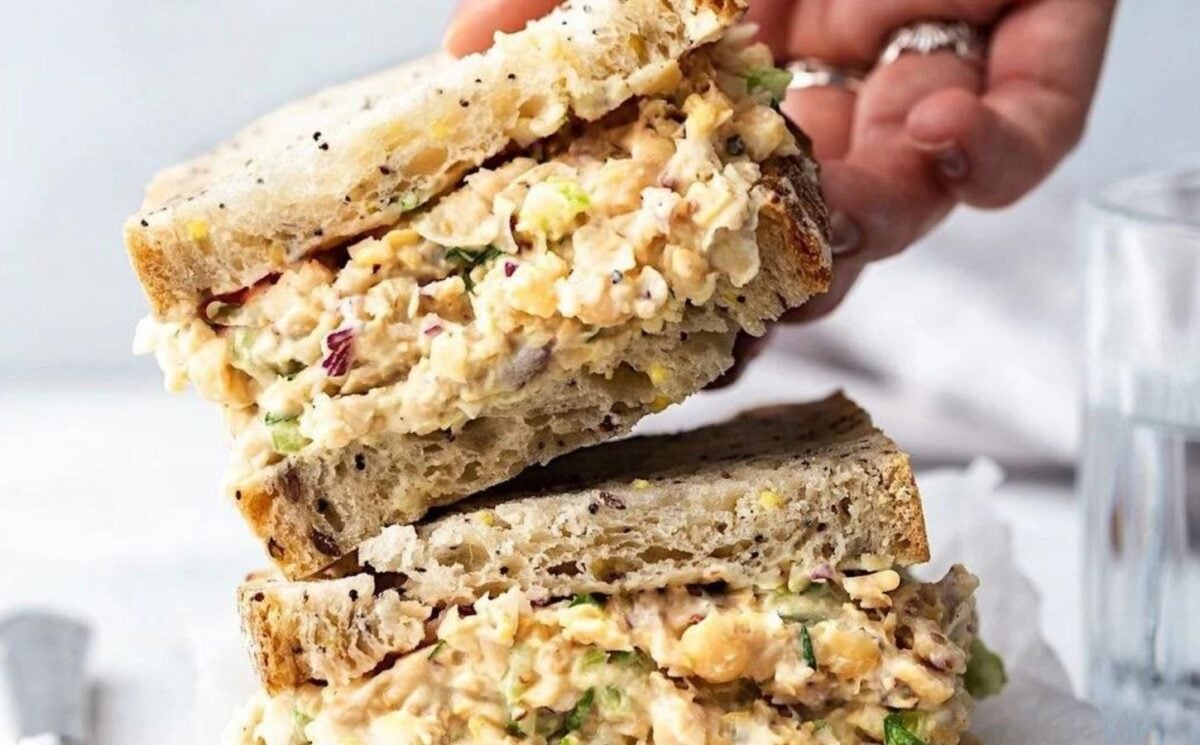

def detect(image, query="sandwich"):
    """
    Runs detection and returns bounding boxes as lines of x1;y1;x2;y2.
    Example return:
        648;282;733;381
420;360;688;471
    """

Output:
127;0;832;578
225;394;1006;745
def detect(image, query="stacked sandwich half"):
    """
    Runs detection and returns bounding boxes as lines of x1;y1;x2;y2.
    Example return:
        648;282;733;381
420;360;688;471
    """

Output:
126;1;1004;743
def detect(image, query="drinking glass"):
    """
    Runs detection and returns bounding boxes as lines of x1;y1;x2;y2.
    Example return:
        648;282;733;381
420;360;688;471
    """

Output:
1081;166;1200;744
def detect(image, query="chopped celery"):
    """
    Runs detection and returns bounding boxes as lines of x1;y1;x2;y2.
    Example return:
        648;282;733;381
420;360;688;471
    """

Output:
264;412;310;454
744;66;793;104
964;638;1008;699
598;686;626;712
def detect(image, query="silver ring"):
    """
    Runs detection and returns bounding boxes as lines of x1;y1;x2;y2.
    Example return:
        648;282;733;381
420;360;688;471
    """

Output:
786;60;866;92
878;20;988;67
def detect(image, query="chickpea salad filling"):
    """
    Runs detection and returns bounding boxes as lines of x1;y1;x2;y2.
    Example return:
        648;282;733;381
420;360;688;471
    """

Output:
134;34;807;480
227;565;1006;745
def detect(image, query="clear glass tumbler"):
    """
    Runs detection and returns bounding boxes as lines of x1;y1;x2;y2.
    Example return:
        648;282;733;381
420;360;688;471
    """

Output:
1081;167;1200;744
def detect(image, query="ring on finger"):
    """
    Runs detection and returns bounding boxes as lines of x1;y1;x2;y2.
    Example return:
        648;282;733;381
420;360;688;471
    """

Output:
877;20;989;67
785;20;989;93
786;60;866;93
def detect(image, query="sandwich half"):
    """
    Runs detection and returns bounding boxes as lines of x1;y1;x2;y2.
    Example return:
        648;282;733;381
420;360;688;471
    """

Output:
227;395;1005;745
128;2;831;578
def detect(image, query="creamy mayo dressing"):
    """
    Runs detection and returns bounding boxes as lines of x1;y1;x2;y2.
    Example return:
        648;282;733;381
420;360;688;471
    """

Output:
225;567;978;745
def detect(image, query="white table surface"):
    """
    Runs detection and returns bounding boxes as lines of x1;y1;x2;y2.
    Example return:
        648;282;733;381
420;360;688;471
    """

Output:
0;362;1084;744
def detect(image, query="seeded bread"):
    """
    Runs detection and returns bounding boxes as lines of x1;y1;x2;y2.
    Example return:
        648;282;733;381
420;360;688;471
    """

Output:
126;0;746;319
239;573;431;693
239;392;927;691
236;154;832;578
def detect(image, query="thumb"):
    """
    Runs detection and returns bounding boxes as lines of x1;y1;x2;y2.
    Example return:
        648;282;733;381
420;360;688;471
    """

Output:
444;0;563;57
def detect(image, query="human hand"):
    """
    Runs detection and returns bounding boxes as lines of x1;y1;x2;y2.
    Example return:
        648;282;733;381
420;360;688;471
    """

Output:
445;0;1115;322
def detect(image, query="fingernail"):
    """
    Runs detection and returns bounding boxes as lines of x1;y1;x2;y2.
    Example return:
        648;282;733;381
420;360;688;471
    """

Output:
829;211;862;256
934;145;969;182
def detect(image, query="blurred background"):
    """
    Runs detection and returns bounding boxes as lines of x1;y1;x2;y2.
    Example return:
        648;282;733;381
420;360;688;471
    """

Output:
1;1;1198;742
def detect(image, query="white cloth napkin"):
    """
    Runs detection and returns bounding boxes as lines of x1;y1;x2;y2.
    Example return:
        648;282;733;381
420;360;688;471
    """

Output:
917;461;1101;743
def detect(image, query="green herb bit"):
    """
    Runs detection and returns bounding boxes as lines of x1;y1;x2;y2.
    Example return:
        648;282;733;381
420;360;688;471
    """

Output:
964;638;1008;699
744;66;793;105
427;640;448;660
445;246;504;293
883;712;928;745
568;593;602;608
800;625;817;669
563;688;595;733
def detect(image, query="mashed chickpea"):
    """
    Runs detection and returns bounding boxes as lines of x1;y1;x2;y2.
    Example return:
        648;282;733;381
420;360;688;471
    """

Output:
225;567;982;745
135;35;803;487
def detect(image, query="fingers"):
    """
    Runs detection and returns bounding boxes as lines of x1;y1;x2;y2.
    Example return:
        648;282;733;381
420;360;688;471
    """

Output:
897;0;1113;208
906;88;1045;208
444;0;563;57
821;52;983;262
975;0;1116;199
745;0;800;58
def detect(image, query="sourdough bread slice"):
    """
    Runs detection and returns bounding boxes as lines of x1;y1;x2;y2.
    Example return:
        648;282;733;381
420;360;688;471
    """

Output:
239;392;928;691
237;154;831;578
126;0;745;319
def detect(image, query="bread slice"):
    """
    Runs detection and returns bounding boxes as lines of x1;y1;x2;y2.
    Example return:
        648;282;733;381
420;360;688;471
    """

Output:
236;153;831;578
238;573;430;693
239;393;929;691
126;0;746;319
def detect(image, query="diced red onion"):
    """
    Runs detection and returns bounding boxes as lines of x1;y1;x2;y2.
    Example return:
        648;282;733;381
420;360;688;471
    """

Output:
424;324;443;337
504;262;517;277
208;272;281;309
809;563;836;582
322;327;355;377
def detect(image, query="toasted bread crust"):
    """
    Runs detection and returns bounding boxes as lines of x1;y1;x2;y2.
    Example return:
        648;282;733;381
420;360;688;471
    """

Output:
235;151;831;578
238;573;431;693
125;0;747;319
